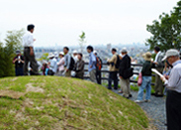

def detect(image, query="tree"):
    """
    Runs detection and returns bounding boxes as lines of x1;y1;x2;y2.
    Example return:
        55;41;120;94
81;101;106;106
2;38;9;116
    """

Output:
146;1;181;51
0;29;24;77
79;31;86;53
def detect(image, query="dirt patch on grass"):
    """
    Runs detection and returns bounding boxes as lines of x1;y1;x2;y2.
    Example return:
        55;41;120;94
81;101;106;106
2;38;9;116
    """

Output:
26;83;44;93
0;90;25;99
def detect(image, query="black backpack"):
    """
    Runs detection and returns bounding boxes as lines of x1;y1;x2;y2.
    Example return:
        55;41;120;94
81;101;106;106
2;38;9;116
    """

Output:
69;57;75;70
115;55;120;69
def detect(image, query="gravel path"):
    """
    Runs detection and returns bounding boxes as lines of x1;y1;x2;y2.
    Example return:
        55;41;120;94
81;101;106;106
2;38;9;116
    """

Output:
112;89;167;130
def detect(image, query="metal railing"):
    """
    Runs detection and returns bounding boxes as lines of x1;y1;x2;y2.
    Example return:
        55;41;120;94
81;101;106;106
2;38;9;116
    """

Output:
84;62;155;86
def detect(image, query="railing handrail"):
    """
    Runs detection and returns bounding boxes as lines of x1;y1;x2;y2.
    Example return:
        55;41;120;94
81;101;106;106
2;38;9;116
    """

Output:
83;62;155;86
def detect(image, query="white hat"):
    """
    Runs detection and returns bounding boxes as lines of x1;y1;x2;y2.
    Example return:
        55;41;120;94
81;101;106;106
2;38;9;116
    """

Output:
121;47;127;53
59;51;64;55
162;49;179;61
73;50;78;54
54;52;58;57
48;53;55;58
93;50;97;54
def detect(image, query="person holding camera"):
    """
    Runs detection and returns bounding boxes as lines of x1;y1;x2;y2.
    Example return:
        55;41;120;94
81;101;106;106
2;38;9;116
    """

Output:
13;50;24;76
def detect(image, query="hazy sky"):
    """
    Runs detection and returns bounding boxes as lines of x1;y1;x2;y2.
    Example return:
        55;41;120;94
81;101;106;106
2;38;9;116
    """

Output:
0;0;179;47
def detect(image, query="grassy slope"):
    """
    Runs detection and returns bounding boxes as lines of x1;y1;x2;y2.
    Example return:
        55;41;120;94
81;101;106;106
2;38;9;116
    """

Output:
0;76;148;130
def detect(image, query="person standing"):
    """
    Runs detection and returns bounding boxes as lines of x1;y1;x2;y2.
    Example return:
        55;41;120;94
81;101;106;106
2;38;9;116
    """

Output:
86;45;97;83
153;46;164;97
161;49;181;130
13;50;24;76
57;52;65;76
74;53;85;79
107;48;119;90
94;51;102;85
71;50;78;77
135;52;154;103
23;24;39;75
47;53;57;76
63;47;72;77
119;48;132;98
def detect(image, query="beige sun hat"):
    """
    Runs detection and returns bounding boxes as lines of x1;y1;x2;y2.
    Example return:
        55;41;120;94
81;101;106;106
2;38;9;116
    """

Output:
48;53;55;58
143;52;152;61
59;51;64;56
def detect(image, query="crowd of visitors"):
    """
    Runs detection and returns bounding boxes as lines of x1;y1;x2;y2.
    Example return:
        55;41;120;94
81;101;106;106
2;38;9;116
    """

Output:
13;24;181;130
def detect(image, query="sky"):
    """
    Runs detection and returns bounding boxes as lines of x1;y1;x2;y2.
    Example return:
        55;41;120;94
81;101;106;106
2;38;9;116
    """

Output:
0;0;179;47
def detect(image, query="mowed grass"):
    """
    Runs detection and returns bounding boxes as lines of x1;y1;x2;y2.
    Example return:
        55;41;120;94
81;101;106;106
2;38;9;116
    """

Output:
0;76;149;130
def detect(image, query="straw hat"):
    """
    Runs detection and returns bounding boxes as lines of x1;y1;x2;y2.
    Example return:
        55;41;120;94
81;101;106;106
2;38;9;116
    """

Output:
48;53;55;58
143;52;152;61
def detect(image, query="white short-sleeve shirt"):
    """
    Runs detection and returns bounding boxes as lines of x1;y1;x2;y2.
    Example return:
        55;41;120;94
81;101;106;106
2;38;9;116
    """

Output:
22;31;34;47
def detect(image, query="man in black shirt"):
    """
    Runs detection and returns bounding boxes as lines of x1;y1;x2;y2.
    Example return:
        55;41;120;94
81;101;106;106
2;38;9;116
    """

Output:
13;50;24;76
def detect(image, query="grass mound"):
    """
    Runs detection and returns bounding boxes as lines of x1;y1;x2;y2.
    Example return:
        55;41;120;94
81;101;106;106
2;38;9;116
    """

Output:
0;76;148;130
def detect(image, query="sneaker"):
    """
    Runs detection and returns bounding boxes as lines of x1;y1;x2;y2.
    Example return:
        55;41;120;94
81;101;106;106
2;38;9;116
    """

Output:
118;90;123;94
145;100;151;102
135;100;143;103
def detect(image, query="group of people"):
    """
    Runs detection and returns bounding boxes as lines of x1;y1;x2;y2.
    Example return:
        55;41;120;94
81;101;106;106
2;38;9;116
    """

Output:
14;24;181;130
41;47;85;79
135;46;181;130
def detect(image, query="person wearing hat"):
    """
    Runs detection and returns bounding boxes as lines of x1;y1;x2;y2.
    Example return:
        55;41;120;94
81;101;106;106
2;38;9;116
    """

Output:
71;50;78;77
13;50;24;76
135;52;155;103
47;53;57;75
161;49;181;130
23;24;39;75
119;48;132;98
72;50;78;63
57;52;65;76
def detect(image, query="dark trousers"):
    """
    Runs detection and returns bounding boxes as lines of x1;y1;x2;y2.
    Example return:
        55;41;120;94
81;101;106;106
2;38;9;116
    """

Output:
108;71;118;89
15;67;24;76
24;47;39;75
96;70;101;85
166;90;181;130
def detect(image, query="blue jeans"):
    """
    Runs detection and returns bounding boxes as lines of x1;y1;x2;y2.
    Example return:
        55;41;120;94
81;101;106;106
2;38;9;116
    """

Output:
137;76;152;101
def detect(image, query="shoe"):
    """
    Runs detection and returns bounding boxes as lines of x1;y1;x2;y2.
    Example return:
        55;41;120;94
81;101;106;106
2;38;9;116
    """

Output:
151;93;156;96
129;94;132;98
155;94;164;97
118;90;123;94
135;100;143;103
114;88;118;90
145;100;151;102
123;95;129;99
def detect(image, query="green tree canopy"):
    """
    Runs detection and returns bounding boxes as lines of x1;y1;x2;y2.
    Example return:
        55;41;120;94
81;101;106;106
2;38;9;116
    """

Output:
146;1;181;51
0;29;24;77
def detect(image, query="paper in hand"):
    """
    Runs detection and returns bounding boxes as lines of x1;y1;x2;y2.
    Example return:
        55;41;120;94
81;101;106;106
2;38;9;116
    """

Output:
151;69;167;82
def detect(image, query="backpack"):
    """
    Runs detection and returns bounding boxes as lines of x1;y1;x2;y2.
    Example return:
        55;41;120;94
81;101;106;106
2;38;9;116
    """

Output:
115;55;120;69
96;56;102;71
69;57;75;70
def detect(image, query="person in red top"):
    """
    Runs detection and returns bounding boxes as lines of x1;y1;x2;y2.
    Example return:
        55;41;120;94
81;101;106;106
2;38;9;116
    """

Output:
13;50;24;76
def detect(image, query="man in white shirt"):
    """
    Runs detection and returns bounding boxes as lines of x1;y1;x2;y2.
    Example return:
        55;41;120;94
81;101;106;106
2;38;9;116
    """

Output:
153;46;164;96
23;24;39;75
